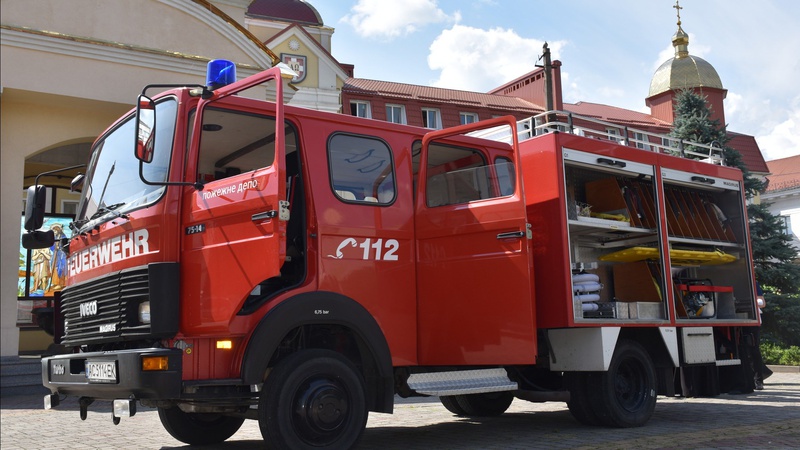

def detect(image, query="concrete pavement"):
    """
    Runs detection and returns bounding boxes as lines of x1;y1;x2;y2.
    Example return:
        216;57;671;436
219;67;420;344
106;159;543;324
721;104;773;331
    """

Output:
1;371;798;449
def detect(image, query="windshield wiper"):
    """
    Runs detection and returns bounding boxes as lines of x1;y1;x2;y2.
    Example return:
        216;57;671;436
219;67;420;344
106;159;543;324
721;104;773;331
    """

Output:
69;219;89;233
90;202;128;220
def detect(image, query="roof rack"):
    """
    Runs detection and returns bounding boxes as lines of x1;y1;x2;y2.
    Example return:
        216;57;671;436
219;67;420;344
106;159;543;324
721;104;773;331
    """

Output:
468;110;726;166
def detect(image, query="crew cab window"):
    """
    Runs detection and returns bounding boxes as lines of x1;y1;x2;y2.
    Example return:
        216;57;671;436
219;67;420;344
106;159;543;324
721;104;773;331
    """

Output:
193;108;296;182
495;156;516;196
328;133;395;204
426;144;512;207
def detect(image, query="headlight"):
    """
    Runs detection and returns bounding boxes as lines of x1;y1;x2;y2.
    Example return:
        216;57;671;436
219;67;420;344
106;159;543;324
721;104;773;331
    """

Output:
138;301;151;324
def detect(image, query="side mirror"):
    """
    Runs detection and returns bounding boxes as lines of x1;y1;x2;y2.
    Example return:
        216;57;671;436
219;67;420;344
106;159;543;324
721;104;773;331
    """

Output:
22;185;55;249
24;185;46;231
70;173;85;192
135;95;156;163
21;230;55;250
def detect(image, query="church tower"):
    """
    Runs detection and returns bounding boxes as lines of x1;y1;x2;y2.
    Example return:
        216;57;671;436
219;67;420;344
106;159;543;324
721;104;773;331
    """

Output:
646;1;727;126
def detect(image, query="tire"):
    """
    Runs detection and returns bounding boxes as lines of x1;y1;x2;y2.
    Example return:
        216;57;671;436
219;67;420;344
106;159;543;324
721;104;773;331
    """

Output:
453;391;514;417
158;406;244;445
564;371;602;426
592;339;657;427
440;395;468;415
258;349;368;450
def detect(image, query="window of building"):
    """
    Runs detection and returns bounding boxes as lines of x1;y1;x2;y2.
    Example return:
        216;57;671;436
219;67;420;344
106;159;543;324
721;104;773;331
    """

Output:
422;108;442;129
328;133;395;204
460;112;478;125
386;104;406;124
61;200;79;216
606;127;623;143
634;132;650;150
350;101;371;119
780;215;792;235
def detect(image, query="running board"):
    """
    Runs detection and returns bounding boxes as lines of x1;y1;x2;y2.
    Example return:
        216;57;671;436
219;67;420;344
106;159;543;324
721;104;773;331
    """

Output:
406;368;518;396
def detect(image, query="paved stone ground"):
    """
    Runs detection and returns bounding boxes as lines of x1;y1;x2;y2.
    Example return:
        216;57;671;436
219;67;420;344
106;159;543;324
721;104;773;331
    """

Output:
1;371;798;449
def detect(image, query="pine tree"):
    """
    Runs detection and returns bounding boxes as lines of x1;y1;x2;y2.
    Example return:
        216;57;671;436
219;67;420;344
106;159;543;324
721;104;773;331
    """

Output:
669;89;800;345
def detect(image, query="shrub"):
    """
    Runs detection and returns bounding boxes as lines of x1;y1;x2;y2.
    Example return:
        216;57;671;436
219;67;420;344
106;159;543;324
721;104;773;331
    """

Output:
761;342;800;366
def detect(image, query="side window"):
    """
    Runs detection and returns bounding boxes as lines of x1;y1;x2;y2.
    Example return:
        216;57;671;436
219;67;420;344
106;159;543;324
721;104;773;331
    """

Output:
495;156;516;196
194;108;293;182
426;144;497;207
328;134;396;204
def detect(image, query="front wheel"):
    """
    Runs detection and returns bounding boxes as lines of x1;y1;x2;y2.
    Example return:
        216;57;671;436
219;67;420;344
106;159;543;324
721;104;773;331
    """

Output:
258;349;368;450
592;339;657;427
158;406;244;445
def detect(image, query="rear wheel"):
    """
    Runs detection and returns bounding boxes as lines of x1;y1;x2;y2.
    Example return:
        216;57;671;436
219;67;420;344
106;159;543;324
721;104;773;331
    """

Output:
564;371;602;426
440;395;468;415
452;391;514;417
592;340;657;427
258;349;368;450
158;406;244;445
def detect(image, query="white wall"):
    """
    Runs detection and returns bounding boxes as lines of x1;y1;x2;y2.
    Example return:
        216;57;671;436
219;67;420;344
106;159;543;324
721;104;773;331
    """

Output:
0;0;269;357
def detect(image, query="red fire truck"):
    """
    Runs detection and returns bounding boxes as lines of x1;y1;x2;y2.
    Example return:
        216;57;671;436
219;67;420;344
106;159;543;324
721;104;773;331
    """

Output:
22;61;761;449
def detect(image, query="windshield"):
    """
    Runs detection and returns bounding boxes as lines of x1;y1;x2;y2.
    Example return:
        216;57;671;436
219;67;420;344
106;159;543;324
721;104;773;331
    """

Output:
75;98;177;230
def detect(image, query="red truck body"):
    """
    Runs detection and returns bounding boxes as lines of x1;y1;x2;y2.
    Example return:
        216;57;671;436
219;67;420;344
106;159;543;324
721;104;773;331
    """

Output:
26;65;760;449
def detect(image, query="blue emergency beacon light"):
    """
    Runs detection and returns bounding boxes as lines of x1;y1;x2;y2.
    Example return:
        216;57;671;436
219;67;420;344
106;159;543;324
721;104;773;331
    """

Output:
206;59;236;90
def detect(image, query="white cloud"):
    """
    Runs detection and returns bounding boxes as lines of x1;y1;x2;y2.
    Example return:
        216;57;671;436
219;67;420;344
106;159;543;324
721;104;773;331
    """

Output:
726;93;800;161
342;0;457;40
428;24;565;92
755;106;800;162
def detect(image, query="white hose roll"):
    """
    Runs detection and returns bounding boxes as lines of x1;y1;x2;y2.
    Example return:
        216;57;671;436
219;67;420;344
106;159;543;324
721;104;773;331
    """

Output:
572;282;602;293
572;273;600;283
575;293;601;303
582;303;599;311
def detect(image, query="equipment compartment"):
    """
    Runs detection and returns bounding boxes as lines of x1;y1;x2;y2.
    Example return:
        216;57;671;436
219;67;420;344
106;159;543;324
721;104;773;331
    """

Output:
563;151;667;322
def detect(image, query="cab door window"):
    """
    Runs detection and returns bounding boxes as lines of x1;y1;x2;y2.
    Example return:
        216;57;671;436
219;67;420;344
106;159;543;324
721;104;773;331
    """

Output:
194;108;282;182
423;146;517;207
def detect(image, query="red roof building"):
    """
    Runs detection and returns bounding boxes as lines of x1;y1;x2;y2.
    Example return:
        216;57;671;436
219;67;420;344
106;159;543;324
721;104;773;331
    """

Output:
765;154;800;194
252;0;769;175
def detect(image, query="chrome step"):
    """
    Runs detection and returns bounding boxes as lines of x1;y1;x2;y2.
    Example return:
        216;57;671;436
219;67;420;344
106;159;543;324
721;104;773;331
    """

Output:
407;368;517;396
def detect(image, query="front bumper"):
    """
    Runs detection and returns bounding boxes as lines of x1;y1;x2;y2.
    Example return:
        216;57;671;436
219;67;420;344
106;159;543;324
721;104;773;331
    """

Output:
42;348;182;400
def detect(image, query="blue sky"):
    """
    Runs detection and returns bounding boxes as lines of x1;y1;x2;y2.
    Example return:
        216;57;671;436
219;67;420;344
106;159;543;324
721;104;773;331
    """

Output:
309;0;800;161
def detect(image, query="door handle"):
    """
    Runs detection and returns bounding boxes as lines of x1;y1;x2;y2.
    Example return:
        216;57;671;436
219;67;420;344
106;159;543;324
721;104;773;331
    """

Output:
497;231;525;240
252;210;277;221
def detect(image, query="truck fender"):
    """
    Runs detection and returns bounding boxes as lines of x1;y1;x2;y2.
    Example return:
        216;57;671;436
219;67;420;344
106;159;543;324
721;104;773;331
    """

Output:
240;291;394;413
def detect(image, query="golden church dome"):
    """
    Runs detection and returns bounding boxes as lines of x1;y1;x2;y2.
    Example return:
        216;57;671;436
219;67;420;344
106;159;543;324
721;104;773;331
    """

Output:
648;21;723;97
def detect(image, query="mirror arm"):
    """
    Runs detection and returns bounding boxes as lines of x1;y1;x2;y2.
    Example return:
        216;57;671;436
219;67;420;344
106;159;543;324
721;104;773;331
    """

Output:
138;160;204;191
141;83;209;98
34;164;87;188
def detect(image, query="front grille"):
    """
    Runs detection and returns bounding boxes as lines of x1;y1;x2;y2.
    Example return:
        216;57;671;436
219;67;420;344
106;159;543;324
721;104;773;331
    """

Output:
61;266;150;346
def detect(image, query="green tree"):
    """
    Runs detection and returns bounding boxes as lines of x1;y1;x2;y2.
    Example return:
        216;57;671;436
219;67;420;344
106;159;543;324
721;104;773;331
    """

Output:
670;89;800;346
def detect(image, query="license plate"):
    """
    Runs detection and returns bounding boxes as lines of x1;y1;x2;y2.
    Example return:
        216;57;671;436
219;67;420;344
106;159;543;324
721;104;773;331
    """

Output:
86;361;117;383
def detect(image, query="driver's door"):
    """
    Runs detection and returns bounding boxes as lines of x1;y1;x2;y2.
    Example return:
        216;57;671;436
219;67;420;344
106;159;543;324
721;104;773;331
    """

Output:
180;72;288;333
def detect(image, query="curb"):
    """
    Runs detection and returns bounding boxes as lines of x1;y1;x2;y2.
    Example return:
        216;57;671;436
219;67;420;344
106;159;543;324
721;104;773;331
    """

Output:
768;365;800;373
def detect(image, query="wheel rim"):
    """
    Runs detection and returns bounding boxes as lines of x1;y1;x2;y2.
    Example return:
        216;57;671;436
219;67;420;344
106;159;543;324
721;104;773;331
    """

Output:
292;377;350;444
615;358;648;412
